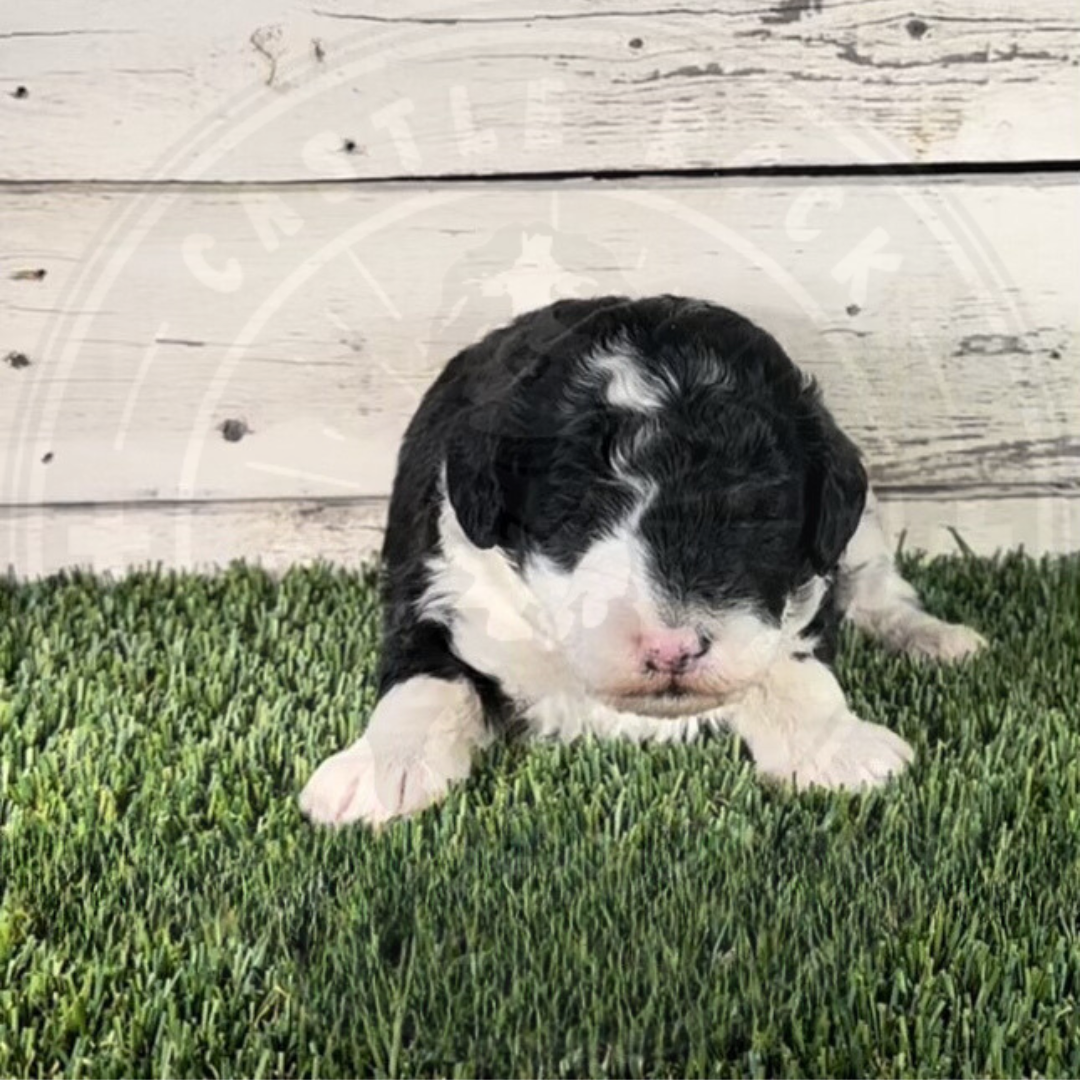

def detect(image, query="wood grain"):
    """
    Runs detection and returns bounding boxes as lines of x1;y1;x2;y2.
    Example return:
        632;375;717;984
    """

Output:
3;175;1077;513
2;0;1078;182
0;499;388;580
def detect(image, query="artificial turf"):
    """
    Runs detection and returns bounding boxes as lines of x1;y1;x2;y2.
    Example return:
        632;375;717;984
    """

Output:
0;552;1078;1079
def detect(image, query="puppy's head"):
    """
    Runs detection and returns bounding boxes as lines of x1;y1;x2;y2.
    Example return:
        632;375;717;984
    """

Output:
444;303;866;717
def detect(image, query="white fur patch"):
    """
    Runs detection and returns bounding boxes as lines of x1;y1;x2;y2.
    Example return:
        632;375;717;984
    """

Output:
781;575;828;641
586;342;734;414
423;501;686;744
299;676;490;827
589;348;667;412
609;424;661;507
839;488;988;661
890;620;986;661
525;692;709;744
724;655;913;791
422;501;574;705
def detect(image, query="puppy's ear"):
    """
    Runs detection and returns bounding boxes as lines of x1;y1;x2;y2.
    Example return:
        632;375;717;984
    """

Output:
446;423;506;550
803;410;868;573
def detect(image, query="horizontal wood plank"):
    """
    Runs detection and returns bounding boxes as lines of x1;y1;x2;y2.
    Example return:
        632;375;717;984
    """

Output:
3;175;1077;512
2;0;1079;181
1;499;387;579
3;492;1077;580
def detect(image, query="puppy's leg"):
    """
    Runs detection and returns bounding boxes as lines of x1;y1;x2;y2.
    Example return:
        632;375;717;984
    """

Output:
838;489;987;661
300;628;493;827
724;655;913;791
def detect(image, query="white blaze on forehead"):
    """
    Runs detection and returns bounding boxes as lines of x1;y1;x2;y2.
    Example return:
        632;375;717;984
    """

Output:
589;348;667;412
608;419;660;508
587;340;734;413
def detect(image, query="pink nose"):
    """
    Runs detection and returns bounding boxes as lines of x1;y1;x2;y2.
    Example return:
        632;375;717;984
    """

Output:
640;628;710;675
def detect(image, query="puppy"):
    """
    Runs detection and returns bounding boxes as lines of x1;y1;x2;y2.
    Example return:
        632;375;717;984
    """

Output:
300;295;985;827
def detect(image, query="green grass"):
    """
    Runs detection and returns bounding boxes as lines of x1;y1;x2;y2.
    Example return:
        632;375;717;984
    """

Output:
1;553;1078;1079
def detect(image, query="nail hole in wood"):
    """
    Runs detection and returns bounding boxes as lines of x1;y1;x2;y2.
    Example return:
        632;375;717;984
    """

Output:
12;85;29;99
220;418;250;443
628;37;644;49
905;18;929;39
4;351;32;370
41;452;54;464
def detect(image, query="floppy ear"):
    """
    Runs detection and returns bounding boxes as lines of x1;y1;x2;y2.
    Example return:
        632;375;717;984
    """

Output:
446;409;559;551
445;422;506;550
803;411;868;573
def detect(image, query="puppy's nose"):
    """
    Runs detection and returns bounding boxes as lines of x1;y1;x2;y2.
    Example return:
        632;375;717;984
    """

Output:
640;628;711;675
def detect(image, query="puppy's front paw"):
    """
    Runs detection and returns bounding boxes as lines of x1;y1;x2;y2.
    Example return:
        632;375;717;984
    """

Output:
299;740;378;826
300;676;486;828
899;618;987;663
299;736;457;828
760;717;914;792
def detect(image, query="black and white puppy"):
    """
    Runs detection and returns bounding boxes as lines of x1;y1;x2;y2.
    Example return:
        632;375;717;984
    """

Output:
300;295;985;827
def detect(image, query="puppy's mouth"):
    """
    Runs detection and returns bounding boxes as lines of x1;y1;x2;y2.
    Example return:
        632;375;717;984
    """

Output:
602;683;728;719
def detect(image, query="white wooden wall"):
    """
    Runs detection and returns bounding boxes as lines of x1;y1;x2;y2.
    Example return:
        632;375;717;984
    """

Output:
2;0;1079;576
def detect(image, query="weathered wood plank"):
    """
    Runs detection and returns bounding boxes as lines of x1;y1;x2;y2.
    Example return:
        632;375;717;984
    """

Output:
3;491;1076;580
2;0;1078;181
0;499;387;579
3;175;1077;509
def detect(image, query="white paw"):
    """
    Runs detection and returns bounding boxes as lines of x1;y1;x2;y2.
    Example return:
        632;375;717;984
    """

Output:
759;717;914;792
299;676;486;828
899;618;987;662
299;736;459;827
